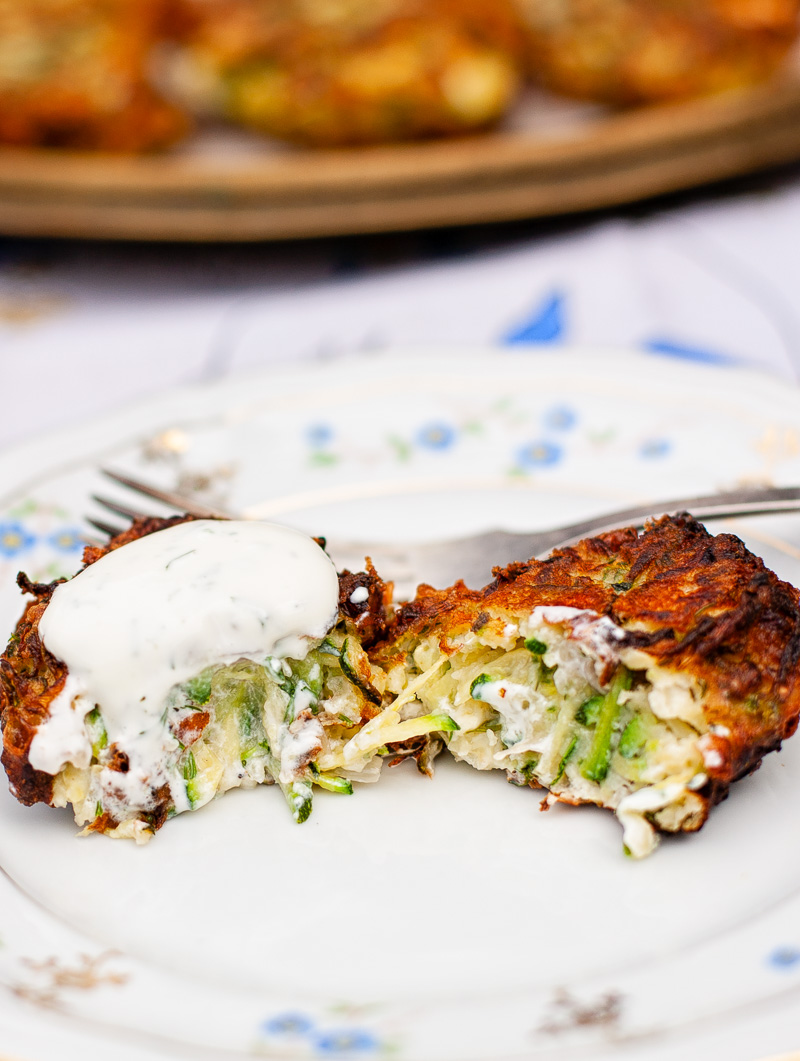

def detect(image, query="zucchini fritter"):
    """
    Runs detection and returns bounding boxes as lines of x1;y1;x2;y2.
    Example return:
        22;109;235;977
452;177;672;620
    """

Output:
373;514;800;856
0;0;187;150
4;512;800;857
168;0;523;145
0;516;397;842
513;0;799;104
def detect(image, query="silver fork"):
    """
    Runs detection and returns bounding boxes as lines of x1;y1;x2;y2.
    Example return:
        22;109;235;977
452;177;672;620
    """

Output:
91;469;800;599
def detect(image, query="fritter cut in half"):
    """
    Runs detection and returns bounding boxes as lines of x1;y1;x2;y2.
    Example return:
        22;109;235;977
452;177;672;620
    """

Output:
168;0;523;146
372;514;800;857
4;511;800;858
0;0;187;151
0;516;443;843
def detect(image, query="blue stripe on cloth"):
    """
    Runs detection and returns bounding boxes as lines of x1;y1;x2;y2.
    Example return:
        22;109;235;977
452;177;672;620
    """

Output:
502;291;565;345
643;337;736;365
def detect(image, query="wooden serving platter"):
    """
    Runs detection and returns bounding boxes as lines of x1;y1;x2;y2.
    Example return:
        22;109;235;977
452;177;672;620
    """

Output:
2;73;800;241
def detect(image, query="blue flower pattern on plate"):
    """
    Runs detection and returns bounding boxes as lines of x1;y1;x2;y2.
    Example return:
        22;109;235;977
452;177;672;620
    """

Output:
768;946;800;969
307;424;334;448
639;439;671;459
315;1029;380;1054
543;405;577;431
0;521;36;557
416;423;456;450
263;1012;316;1036
516;440;562;468
259;1011;383;1057
47;528;85;553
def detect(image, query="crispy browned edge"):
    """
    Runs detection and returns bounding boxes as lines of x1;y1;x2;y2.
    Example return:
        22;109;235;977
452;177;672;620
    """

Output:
0;515;392;816
372;513;800;823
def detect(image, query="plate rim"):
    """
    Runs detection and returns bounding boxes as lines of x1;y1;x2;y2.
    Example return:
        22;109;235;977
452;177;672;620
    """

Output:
0;345;794;508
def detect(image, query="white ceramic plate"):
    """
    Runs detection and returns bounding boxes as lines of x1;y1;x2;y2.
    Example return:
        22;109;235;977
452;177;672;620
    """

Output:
2;350;800;1061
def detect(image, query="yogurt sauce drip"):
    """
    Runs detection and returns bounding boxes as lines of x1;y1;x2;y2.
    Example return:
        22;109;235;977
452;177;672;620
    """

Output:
30;520;339;777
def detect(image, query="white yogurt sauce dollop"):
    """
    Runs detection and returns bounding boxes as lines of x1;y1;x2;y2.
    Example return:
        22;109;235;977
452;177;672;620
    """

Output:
30;520;339;778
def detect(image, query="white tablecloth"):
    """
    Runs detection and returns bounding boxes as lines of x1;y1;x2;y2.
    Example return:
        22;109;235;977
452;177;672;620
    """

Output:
3;175;800;452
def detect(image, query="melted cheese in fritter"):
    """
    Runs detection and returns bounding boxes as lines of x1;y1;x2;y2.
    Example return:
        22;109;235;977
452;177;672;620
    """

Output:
385;606;709;857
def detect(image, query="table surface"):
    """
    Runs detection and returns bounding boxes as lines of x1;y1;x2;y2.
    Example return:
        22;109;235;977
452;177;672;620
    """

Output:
2;166;800;454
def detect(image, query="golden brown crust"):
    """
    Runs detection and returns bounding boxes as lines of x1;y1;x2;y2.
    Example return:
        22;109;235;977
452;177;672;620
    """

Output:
0;589;65;806
337;558;394;649
376;514;800;793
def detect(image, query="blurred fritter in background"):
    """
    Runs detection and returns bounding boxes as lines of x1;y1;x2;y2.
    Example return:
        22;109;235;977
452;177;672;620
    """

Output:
0;0;797;150
0;0;186;149
515;0;800;104
167;0;524;144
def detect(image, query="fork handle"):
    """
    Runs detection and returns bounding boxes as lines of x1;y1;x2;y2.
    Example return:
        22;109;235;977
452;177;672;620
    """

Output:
496;485;800;559
332;485;800;595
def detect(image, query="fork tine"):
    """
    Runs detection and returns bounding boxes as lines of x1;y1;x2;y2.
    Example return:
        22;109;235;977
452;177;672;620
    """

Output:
101;468;231;519
87;516;125;539
92;493;151;522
